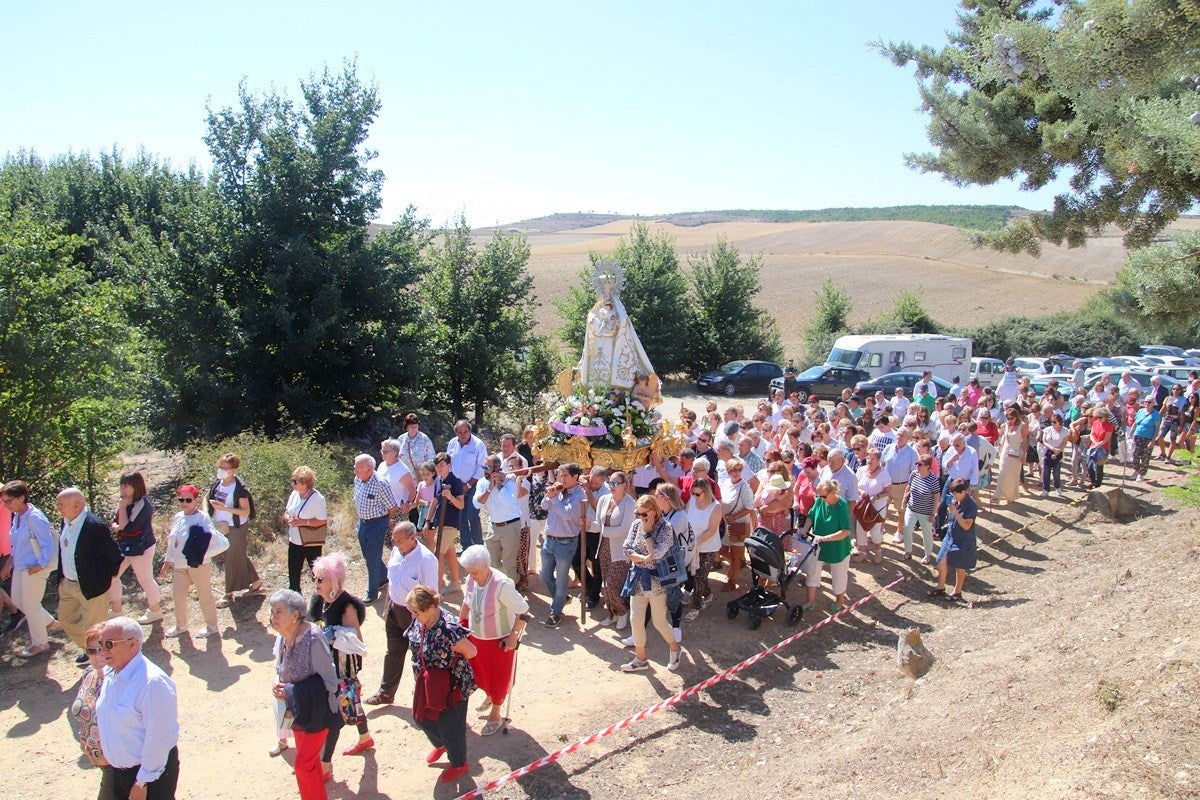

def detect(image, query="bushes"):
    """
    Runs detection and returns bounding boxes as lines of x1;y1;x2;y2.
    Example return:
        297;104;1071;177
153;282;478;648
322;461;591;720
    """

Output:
181;432;354;539
967;312;1140;360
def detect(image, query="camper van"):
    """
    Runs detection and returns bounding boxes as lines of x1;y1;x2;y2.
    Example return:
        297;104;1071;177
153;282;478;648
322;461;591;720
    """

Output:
825;334;972;382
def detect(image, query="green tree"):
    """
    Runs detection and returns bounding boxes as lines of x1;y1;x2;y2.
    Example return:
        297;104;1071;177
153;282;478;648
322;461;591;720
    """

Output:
968;311;1138;360
506;336;564;425
421;219;539;425
0;215;143;504
876;0;1200;255
554;222;691;377
859;290;941;335
1114;230;1200;335
801;279;852;367
685;237;782;376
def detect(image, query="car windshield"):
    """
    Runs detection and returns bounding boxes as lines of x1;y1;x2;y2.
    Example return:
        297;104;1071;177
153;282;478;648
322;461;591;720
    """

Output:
798;365;828;379
717;362;747;375
827;348;862;368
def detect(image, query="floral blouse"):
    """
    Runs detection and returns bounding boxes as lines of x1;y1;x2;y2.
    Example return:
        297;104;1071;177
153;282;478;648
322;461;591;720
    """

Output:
406;608;477;697
70;665;107;767
622;518;674;597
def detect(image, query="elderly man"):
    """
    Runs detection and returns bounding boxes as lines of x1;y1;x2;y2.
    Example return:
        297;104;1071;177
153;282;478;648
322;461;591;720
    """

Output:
377;439;417;519
818;449;858;503
737;435;764;476
891;387;911;420
365;522;438;706
352;454;398;603
882;428;918;539
941;434;980;522
1117;372;1142;402
474;454;526;582
96;616;180;800
539;463;587;626
447;419;488;549
57;487;122;663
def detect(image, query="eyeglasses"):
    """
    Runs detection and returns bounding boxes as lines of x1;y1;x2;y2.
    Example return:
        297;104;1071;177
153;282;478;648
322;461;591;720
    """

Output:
178;497;195;504
482;466;493;473
99;638;133;650
606;481;624;487
290;478;303;484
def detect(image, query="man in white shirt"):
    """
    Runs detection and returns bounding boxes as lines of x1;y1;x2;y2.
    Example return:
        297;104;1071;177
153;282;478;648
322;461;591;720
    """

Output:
914;370;935;398
447;420;488;548
365;522;438;705
96;616;179;799
1117;372;1142;401
891;388;911;420
474;455;525;582
377;439;417;517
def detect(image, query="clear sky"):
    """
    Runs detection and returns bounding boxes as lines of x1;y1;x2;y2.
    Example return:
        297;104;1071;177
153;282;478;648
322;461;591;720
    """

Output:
1;1;1065;227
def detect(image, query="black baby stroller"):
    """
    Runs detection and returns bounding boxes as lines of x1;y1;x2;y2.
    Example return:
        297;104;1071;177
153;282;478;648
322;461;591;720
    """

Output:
726;527;817;630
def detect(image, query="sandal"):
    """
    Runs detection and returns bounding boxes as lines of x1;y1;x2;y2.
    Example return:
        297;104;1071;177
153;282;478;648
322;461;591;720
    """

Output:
269;740;289;757
480;719;503;736
927;587;946;597
946;592;964;603
215;595;232;609
247;580;264;594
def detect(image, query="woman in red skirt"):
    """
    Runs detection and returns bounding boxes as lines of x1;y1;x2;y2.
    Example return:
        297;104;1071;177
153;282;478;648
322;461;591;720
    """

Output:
458;545;530;736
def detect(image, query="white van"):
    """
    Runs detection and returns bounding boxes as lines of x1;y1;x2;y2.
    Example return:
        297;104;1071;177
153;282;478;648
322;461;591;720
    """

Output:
970;357;1007;388
826;334;972;382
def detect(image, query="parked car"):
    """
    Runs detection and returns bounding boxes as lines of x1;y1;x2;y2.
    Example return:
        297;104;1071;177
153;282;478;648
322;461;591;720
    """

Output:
1104;355;1149;369
769;364;872;402
1151;366;1197;383
1012;357;1050;376
1140;345;1187;358
1079;357;1114;370
1139;354;1191;368
697;360;783;396
1044;353;1078;372
852;371;955;400
969;357;1007;388
1028;375;1076;401
1082;368;1183;390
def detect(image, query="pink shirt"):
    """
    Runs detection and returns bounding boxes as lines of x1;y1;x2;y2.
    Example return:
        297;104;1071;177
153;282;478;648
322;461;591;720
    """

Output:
0;508;10;556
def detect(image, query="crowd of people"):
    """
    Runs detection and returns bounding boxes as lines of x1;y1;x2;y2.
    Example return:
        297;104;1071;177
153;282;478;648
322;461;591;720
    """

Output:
3;365;1198;799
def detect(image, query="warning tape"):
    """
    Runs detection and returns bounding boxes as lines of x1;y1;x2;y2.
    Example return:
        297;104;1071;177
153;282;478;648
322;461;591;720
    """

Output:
453;573;907;800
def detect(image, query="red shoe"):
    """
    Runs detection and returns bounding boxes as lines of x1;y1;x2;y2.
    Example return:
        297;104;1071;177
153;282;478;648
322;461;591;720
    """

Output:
426;746;447;764
439;762;470;782
343;737;375;756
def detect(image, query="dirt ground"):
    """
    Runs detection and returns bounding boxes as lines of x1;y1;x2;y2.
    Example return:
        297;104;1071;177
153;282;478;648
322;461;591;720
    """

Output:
2;437;1197;800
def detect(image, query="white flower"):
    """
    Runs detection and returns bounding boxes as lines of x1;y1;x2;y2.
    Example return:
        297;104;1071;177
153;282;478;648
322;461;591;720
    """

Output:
580;416;592;426
632;401;645;411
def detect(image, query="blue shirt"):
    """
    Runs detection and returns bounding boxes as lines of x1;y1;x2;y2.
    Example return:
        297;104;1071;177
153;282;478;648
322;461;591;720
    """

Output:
1133;408;1160;439
10;505;55;570
446;435;488;484
883;442;918;485
97;652;179;783
541;485;587;539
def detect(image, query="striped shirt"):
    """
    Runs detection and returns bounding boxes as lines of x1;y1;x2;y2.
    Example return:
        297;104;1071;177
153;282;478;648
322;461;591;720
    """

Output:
868;430;895;452
353;474;396;520
905;471;941;516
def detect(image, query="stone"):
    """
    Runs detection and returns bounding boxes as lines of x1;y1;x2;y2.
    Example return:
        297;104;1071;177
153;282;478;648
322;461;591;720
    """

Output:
897;628;934;678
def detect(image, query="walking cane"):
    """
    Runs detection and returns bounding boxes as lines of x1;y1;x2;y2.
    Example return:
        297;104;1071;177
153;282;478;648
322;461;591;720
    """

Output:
500;627;524;735
579;520;588;624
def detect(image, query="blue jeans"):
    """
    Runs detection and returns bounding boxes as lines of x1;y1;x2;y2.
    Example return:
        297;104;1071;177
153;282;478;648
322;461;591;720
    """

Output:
1086;446;1108;487
540;536;578;616
357;516;389;599
459;492;482;548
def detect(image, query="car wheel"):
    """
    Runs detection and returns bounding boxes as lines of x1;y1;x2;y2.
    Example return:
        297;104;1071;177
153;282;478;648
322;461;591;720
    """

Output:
794;390;807;403
723;382;736;397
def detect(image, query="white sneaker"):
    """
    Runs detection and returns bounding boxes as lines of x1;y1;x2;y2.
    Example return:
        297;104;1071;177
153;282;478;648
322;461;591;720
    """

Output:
164;627;185;638
620;635;635;648
194;627;219;639
615;613;629;630
1055;489;1065;498
1039;490;1049;498
620;657;649;673
667;649;682;672
672;627;682;644
891;532;903;544
137;611;163;625
595;613;614;627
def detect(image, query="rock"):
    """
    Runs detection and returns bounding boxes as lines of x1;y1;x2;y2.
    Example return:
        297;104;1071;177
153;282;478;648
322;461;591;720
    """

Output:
897;628;934;678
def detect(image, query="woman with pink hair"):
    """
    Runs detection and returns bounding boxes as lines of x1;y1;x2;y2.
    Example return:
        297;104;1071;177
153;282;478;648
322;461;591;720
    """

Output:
310;552;372;782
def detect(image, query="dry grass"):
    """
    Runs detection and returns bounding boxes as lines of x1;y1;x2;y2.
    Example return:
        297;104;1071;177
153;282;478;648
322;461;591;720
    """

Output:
516;219;1129;357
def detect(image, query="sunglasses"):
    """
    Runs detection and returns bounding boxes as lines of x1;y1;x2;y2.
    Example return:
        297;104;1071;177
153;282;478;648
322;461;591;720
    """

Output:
85;646;102;655
483;466;493;473
606;481;624;487
691;490;704;497
290;478;303;484
178;497;195;504
99;638;133;650
636;512;653;519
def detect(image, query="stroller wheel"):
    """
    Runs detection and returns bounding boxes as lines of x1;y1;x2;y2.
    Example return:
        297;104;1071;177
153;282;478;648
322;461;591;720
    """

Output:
787;605;803;626
750;615;763;631
726;604;739;620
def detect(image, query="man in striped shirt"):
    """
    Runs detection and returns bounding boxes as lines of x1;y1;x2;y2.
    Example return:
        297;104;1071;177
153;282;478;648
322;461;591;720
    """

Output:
353;454;398;603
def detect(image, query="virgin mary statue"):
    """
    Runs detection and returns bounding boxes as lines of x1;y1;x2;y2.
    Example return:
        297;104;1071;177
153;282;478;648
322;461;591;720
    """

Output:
561;262;660;405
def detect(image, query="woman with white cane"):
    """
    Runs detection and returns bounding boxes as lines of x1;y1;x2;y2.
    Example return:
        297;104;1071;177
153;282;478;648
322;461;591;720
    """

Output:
458;545;530;736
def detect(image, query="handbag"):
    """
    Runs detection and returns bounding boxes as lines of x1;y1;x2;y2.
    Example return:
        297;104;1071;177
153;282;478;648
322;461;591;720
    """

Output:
654;522;689;588
853;494;884;529
336;677;364;725
292;491;327;546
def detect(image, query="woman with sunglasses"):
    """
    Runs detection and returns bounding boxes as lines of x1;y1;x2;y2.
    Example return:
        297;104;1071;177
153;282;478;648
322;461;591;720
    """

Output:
799;479;853;613
686;479;723;609
853;447;890;564
159;484;229;639
284;467;329;594
620;496;682;673
901;454;941;563
719;457;756;592
596;471;636;629
992;407;1028;505
69;622;109;780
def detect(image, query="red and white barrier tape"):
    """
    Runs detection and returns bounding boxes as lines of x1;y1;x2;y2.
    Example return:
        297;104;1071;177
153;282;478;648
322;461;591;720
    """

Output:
454;573;907;800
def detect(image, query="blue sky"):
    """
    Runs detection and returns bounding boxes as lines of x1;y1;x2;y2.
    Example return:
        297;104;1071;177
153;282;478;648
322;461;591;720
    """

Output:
1;1;1065;226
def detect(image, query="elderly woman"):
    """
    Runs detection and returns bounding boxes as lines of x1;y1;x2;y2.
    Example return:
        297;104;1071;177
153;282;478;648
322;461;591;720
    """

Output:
928;478;977;602
69;622;109;783
159;484;229;639
457;545;530;736
718;457;756;591
800;479;853;613
284;467;329;594
754;463;792;538
309;552;372;774
901;454;941;563
1131;396;1161;482
108;471;162;624
270;588;340;800
853;447;890;564
992;407;1028;504
396;413;437;477
207;452;262;607
405;585;478;784
595;471;635;630
1086;406;1116;488
620;495;683;673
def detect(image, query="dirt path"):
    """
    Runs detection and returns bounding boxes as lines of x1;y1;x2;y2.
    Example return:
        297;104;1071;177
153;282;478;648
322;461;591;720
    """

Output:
2;453;1197;799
